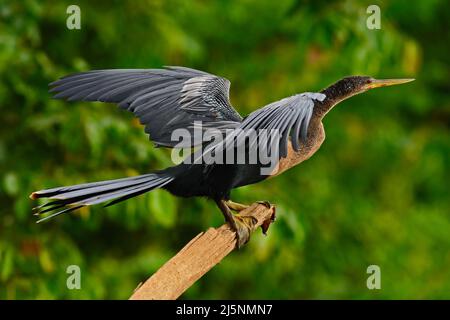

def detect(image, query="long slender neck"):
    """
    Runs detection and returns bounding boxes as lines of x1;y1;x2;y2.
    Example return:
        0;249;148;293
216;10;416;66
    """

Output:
313;84;347;120
313;79;364;120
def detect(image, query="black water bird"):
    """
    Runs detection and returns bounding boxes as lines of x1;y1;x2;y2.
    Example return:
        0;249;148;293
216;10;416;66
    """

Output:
30;66;413;247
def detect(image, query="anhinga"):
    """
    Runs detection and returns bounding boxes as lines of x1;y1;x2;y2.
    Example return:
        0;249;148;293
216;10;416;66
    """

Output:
30;66;413;247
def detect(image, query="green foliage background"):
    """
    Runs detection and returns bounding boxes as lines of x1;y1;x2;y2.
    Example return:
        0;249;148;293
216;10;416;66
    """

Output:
0;0;449;299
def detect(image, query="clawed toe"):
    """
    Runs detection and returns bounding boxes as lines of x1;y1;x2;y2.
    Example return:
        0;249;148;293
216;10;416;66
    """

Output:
225;200;250;212
228;215;258;249
256;200;272;208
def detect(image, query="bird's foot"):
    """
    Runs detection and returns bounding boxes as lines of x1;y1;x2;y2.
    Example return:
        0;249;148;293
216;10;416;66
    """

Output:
225;200;250;212
228;214;258;249
216;199;274;249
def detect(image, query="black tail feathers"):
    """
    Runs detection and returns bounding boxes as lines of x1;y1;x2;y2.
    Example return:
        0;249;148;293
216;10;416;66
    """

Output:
30;172;174;223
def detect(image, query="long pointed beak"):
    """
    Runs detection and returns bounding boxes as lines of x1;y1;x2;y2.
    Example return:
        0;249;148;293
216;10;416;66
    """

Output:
366;78;415;90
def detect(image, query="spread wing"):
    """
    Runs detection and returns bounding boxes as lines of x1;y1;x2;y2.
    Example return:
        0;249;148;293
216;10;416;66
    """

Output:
49;66;243;147
238;92;326;158
200;92;326;163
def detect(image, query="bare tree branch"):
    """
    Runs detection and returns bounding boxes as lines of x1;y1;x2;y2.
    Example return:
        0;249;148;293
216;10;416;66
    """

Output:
129;202;276;300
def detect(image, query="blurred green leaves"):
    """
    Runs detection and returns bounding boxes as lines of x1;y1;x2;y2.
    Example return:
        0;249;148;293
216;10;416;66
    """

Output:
148;189;178;228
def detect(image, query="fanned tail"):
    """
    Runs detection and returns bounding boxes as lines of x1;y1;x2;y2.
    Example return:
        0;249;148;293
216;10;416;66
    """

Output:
30;172;174;223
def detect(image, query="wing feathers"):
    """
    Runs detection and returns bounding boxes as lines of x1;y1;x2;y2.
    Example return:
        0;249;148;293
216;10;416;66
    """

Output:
49;66;242;148
234;93;325;160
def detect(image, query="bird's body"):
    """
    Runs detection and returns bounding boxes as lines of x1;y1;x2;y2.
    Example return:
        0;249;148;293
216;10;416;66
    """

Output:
30;66;413;247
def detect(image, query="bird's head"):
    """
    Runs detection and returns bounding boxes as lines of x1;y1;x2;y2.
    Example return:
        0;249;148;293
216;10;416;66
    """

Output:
316;76;414;118
326;76;415;101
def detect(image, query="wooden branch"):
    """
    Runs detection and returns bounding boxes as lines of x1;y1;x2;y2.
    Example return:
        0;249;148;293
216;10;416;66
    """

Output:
129;202;276;300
